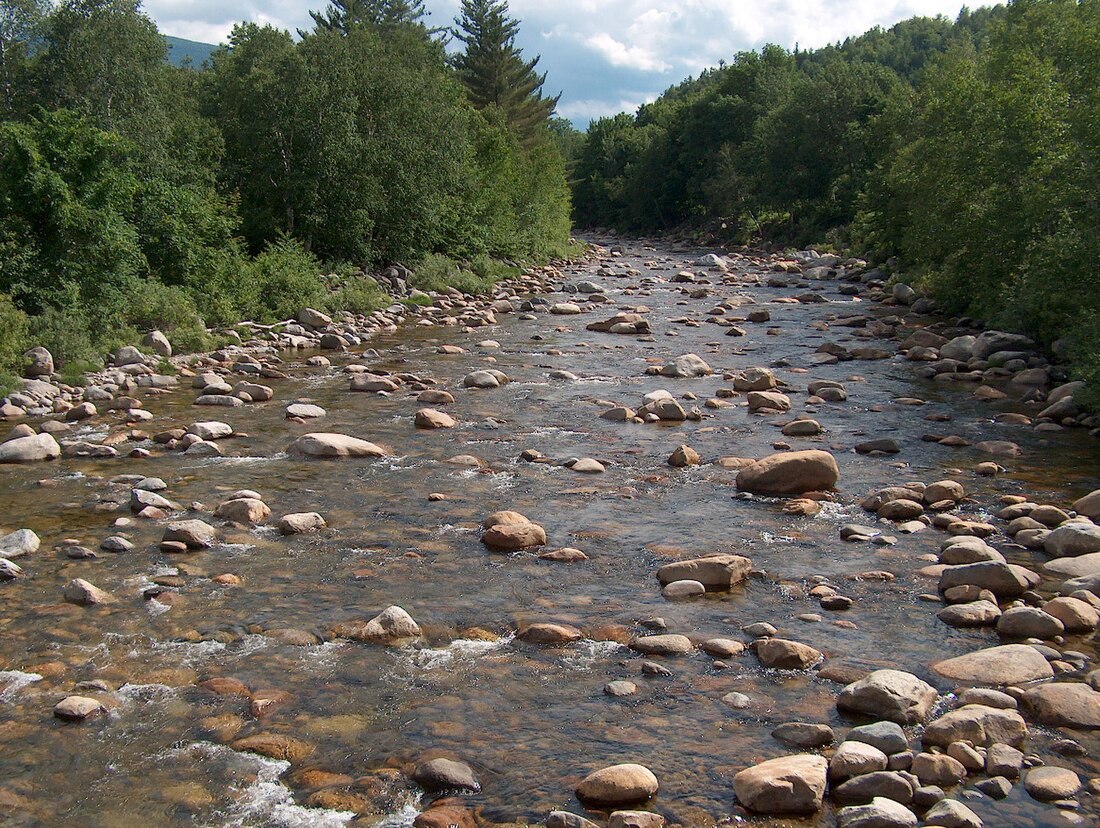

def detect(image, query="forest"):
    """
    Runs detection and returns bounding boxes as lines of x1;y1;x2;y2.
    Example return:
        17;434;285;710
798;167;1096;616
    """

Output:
0;0;573;384
571;0;1100;397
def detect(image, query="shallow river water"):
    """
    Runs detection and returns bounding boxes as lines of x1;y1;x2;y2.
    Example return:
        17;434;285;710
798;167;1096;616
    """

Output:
2;237;1099;827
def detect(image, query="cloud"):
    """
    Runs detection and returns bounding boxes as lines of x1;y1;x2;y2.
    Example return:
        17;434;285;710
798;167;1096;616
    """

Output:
142;0;994;126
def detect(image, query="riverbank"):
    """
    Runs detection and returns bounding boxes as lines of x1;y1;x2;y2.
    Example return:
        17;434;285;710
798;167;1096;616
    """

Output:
1;236;1099;828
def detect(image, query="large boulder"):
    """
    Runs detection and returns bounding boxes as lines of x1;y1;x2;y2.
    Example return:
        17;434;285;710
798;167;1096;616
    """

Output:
162;519;218;549
1044;522;1100;557
1072;490;1100;523
289;433;387;458
932;644;1054;686
655;554;751;589
0;433;61;463
353;606;422;644
922;705;1028;748
938;562;1039;598
412;758;480;793
735;450;839;495
481;511;547;550
575;764;659;806
837;797;917;828
23;346;54;377
837;670;938;724
733;754;827;814
1022;683;1100;728
658;354;712;378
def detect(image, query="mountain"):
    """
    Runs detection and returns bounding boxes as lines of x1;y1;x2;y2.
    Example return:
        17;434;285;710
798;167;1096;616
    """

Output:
165;35;219;68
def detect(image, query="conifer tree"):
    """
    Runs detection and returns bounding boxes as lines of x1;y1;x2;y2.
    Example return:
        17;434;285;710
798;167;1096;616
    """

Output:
451;0;558;140
309;0;429;35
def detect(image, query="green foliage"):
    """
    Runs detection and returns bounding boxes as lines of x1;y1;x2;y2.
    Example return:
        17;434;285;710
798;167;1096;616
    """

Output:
0;292;28;390
411;253;507;295
27;306;100;369
243;237;327;323
324;274;388;315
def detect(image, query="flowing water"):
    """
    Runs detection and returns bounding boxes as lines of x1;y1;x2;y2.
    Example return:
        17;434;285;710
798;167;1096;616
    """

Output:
2;237;1100;827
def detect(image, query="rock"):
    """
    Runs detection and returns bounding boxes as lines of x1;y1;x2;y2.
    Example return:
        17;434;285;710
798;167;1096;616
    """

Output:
922;705;1028;748
63;578;114;606
298;308;332;327
481;511;547;550
604;681;638;697
757;638;822;670
1072;490;1100;522
23;345;55;377
701;638;745;658
924;480;965;504
414;805;475;828
286;403;326;419
0;529;39;558
0;558;24;579
194;394;243;408
986;743;1024;778
847;722;908;755
735;450;839;495
837;670;938;724
519;623;583;645
772;722;834;748
163;520;218;549
1045;522;1100;557
546;813;600;828
1043;596;1100;631
733;754;828;814
856;439;900;455
232;381;273;402
53;696;106;721
350;375;399;393
659;354;712;378
668;445;701;467
607;811;664;828
747;391;791;412
1024;766;1080;801
655;554;751;589
569;458;605;473
923;800;981;828
214;498;271;526
0;433;61;463
995;606;1063;639
937;601;1001;628
232;733;315;764
289;433;387;458
630;634;693;656
412;758;480;793
911;752;966;786
576;764;659;806
276;512;326;535
832;772;914;806
932;644;1054;685
1022;683;1100;728
938;562;1038;598
733;367;777;391
538;547;588;563
358;606;422;643
415;408;456;429
142;330;172;357
830;741;889;781
463;370;503;388
661;579;705;599
837;797;917;828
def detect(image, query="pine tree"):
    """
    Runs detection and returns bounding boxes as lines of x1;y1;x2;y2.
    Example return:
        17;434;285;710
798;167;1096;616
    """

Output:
451;0;558;140
308;0;430;35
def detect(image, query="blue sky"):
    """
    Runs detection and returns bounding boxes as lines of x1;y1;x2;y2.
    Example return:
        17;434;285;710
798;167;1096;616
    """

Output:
147;0;994;127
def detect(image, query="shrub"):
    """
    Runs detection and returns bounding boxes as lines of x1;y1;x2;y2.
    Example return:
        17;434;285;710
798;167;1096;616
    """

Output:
27;306;101;370
0;293;29;393
324;275;388;316
125;279;211;353
245;237;326;322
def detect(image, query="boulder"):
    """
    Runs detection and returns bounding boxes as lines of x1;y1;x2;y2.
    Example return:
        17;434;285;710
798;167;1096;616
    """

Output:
1023;766;1081;801
837;797;917;828
53;696;106;721
1044;522;1100;557
659;354;712;378
655;554;751;589
938;562;1038;598
0;433;61;463
922;705;1028;748
735;450;839;495
481;512;547;550
0;529;40;559
932;644;1054;686
519;623;583;645
214;498;271;526
576;764;659;806
837;670;938;724
733;754;827;814
356;606;422;644
276;513;327;535
23;346;54;377
1022;683;1100;728
290;433;387;458
411;758;480;793
995;607;1063;639
757;639;822;670
162;519;218;549
415;408;457;429
62;578;114;606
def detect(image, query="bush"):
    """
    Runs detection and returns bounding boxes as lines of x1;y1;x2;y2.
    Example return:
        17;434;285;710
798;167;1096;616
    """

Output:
27;306;101;370
125;279;211;353
324;275;388;316
0;293;29;392
244;237;326;322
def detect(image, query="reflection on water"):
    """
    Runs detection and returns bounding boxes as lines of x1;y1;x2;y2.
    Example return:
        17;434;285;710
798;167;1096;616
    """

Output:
1;237;1099;826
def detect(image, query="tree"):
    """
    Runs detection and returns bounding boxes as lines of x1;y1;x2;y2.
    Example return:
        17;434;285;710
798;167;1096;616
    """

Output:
308;0;431;35
0;0;47;115
451;0;558;140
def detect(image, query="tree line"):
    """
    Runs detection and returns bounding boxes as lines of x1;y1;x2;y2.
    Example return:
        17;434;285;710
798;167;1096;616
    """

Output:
571;0;1100;396
0;0;572;383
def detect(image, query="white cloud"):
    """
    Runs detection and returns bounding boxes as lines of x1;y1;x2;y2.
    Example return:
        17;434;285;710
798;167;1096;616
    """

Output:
583;32;670;72
557;95;655;122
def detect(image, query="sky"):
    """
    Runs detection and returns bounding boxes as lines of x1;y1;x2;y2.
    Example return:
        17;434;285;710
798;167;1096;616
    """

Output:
147;0;994;127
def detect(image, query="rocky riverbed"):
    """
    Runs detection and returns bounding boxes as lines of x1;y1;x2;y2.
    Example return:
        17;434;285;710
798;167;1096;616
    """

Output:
2;236;1100;828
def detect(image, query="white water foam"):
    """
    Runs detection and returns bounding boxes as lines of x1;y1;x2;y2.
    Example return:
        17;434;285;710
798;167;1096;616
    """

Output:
0;670;42;701
404;634;515;671
561;640;623;671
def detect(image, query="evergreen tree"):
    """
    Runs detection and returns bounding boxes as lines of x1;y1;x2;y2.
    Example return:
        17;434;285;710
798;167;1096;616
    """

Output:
451;0;558;140
308;0;430;35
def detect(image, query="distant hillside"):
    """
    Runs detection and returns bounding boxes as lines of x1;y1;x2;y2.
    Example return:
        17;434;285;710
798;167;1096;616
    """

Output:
165;35;219;68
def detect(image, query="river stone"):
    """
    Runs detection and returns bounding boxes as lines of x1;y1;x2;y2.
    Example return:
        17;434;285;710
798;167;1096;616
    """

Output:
0;433;61;463
937;562;1038;598
0;558;24;579
214;498;271;526
23;346;54;377
735;450;840;495
0;529;39;558
701;638;745;658
286;403;326;419
837;670;938;724
733;367;777;392
668;444;701;467
847;722;908;755
932;644;1054;685
187;421;233;441
1043;553;1100;578
276;513;327;535
1072;490;1100;522
922;705;1028;748
659;354;712;378
937;601;1001;628
631;634;693;656
232;733;315;764
733;754;827;814
830;741;889;781
1042;596;1100;631
194;394;243;407
606;811;664;828
924;799;981;828
54;696;106;721
298;307;331;327
412;758;480;793
290;433;387;458
463;370;501;388
757;638;822;670
63;578;114;606
837;797;917;828
833;771;915;806
232;381;273;401
747;391;791;412
359;606;421;643
570;457;605;473
661;579;705;599
1022;683;1100;728
1024;766;1080;801
911;753;966;786
546;813;600;828
415;408;456;429
350;375;399;393
772;722;834;748
163;520;218;549
576;764;659;805
519;624;583;645
481;517;547;550
995;606;1063;639
655;554;751;589
1044;522;1100;557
